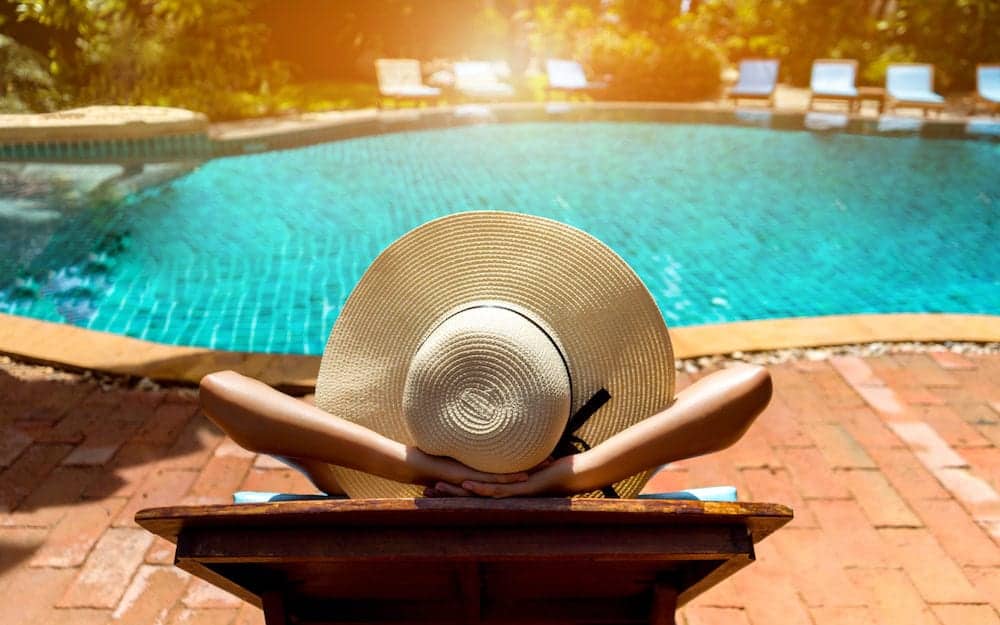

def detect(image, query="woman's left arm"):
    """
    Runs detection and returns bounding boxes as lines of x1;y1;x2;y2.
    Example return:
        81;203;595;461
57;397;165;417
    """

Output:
458;364;772;498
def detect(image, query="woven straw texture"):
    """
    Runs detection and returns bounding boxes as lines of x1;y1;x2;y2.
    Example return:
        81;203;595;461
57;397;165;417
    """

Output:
403;305;573;473
315;211;675;498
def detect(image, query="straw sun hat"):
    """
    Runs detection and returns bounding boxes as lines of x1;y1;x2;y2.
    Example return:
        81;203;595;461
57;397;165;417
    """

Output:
315;211;675;498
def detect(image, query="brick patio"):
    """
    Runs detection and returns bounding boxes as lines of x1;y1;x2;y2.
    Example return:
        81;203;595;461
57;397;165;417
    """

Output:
1;352;999;625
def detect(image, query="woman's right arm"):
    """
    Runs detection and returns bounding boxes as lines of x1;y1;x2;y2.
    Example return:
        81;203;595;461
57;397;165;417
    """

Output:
198;370;527;490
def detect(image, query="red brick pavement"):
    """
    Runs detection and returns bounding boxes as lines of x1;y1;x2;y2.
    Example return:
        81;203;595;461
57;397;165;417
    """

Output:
1;352;999;625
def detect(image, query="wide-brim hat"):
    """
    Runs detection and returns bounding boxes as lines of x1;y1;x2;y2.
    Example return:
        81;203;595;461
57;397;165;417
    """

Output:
315;211;674;498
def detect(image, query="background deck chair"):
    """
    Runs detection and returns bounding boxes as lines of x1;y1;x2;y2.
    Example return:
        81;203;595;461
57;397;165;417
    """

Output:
975;64;1000;115
728;59;779;107
808;59;859;112
885;63;945;117
545;59;606;97
453;60;516;100
374;59;441;108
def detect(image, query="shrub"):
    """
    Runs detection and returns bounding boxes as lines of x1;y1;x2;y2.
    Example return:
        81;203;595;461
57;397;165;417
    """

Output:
589;27;723;101
0;34;62;112
517;1;722;102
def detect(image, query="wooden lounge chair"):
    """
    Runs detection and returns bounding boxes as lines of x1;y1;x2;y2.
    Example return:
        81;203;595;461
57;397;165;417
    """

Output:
728;59;779;107
975;64;1000;115
885;63;945;117
808;59;860;112
453;61;516;101
375;59;441;108
137;498;792;625
545;59;606;97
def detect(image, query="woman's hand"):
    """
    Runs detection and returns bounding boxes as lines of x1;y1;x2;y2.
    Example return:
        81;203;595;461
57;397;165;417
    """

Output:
459;455;582;497
424;455;588;498
403;446;529;492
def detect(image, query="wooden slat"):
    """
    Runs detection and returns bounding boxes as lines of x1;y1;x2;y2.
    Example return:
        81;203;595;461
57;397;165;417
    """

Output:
174;558;262;608
457;562;482;624
650;583;678;625
290;596;654;625
137;499;793;625
175;525;750;563
137;498;793;546
676;555;754;607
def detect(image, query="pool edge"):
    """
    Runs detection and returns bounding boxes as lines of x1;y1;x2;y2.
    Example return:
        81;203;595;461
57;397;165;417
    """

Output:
2;312;996;391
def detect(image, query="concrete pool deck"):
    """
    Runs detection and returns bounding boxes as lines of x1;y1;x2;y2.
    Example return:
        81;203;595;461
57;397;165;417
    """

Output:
1;311;998;391
1;349;999;625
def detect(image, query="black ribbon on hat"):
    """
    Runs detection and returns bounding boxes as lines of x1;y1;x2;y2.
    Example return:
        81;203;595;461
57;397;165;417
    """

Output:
551;387;619;499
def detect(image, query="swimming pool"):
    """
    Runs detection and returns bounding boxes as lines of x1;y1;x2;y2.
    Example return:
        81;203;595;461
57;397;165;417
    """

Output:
1;121;998;354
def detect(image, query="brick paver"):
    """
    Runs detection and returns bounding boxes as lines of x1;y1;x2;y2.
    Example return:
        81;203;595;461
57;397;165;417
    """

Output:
0;353;998;624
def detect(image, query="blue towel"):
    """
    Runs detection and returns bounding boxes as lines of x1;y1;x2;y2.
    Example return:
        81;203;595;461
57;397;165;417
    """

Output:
233;486;738;504
635;486;738;502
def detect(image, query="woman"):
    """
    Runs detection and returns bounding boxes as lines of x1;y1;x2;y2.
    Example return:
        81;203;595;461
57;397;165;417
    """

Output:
199;212;771;499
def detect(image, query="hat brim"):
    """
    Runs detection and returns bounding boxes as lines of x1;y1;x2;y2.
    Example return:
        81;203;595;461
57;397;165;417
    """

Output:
315;211;675;498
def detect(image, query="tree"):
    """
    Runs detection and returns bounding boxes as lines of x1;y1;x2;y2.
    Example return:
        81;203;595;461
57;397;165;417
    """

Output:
681;0;1000;90
3;0;287;118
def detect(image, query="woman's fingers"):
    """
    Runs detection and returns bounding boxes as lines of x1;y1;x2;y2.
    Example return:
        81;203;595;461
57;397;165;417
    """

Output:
462;458;576;497
457;468;529;484
461;480;532;498
424;482;474;497
492;471;530;483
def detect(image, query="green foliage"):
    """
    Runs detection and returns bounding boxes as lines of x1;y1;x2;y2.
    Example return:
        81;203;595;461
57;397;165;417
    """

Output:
883;0;1000;90
0;33;62;111
2;0;997;118
678;0;877;85
518;0;723;101
682;0;1000;90
4;0;288;119
265;81;380;115
589;27;722;101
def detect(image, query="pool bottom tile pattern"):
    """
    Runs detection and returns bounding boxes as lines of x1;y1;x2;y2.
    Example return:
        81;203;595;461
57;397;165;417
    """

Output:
1;122;998;354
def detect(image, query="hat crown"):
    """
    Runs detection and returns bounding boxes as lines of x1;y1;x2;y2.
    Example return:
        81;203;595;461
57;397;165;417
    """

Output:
402;305;571;473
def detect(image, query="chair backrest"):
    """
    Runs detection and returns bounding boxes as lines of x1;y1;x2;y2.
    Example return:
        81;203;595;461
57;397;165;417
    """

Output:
375;59;424;91
454;61;504;88
734;59;779;91
547;59;588;89
886;63;934;95
810;60;857;91
978;64;1000;95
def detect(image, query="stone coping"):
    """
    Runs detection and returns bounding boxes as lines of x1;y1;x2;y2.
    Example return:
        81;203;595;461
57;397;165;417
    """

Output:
1;311;996;392
208;101;999;160
0;106;209;143
3;99;996;164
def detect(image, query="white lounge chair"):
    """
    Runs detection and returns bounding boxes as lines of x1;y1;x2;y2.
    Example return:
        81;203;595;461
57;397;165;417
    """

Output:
729;59;779;107
808;59;859;112
374;59;440;107
976;64;1000;115
545;59;605;95
885;63;945;117
453;61;515;100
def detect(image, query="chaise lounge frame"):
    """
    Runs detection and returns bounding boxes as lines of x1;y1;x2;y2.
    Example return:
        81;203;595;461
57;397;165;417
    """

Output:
884;62;946;117
137;498;792;625
728;59;780;108
975;63;1000;115
807;59;860;113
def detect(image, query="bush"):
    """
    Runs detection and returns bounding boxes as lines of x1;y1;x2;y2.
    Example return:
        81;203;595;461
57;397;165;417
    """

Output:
517;1;722;102
7;0;289;120
0;34;62;112
589;27;723;101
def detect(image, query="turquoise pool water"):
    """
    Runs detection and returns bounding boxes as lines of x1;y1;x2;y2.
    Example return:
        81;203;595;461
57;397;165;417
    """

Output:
1;121;998;354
